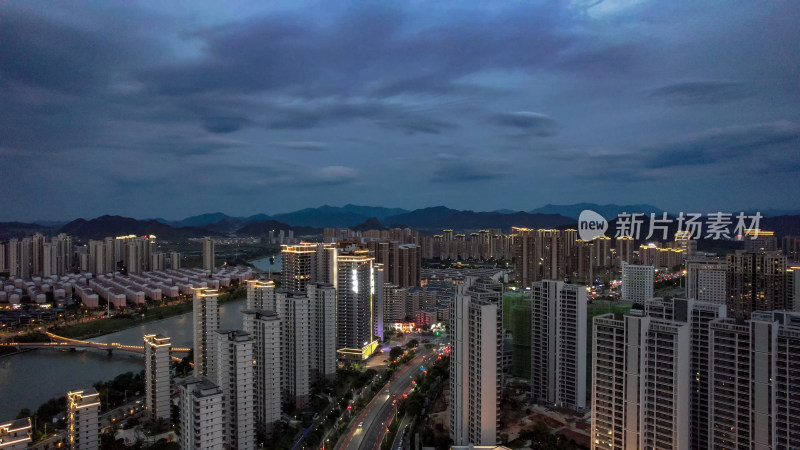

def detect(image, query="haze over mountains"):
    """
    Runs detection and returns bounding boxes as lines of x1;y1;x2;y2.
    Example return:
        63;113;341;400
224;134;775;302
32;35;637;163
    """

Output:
2;203;799;241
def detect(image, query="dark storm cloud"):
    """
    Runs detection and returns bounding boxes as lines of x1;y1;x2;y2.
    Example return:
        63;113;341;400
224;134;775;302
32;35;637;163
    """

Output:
644;121;800;168
1;1;800;220
647;81;756;105
273;141;328;151
429;154;508;183
492;112;561;138
201;116;250;134
137;3;580;98
0;6;159;94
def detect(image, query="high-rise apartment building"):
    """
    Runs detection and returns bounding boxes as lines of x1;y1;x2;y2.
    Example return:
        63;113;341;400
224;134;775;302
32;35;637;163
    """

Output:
193;288;219;377
530;280;587;410
274;290;311;408
211;330;256;450
708;311;800;449
178;377;225;450
143;334;171;423
742;229;777;253
336;252;379;358
591;312;691;450
306;282;337;382
621;261;654;304
782;235;800;260
513;228;564;287
67;388;101;450
0;417;32;450
202;237;215;273
246;279;276;310
450;277;502;446
242;309;282;435
169;251;181;269
788;265;800;312
644;298;727;450
281;243;337;292
372;242;420;288
726;250;787;318
615;236;634;266
686;258;727;304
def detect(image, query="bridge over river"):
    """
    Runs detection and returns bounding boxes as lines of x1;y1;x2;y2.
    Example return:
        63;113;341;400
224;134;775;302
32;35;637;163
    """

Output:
1;331;191;361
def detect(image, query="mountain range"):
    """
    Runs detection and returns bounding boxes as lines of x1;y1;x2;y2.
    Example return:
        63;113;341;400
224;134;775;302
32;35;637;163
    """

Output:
2;203;799;241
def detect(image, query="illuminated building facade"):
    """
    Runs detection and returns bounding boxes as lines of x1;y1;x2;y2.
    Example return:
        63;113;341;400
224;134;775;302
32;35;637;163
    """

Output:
193;288;219;377
68;388;101;450
143;334;171;423
281;243;337;292
336;252;378;359
621;261;654;304
0;418;32;450
726;250;787;318
686;258;727;305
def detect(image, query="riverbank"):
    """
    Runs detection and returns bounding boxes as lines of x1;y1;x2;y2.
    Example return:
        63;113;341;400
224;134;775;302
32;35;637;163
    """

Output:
50;285;246;340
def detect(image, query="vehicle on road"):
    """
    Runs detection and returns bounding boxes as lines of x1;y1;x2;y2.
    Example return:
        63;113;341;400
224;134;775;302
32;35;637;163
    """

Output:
358;422;363;428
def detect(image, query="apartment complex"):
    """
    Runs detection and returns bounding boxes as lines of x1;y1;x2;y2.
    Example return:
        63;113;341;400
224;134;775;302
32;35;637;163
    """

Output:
143;334;171;423
192;287;219;377
686;258;727;304
280;243;337;292
336;252;379;358
530;280;587;410
591;312;691;450
211;330;256;449
709;311;800;449
621;261;654;304
726;250;788;318
178;377;225;450
0;418;32;450
592;300;799;450
450;277;503;446
202;237;215;273
67;388;101;450
242;309;282;435
306;282;337;382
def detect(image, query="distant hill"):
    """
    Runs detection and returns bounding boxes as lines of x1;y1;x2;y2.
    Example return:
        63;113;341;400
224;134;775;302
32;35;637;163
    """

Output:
203;217;246;233
0;222;55;241
171;212;232;228
235;220;321;237
58;215;217;241
271;205;409;228
383;206;574;232
529;203;662;220
351;217;386;232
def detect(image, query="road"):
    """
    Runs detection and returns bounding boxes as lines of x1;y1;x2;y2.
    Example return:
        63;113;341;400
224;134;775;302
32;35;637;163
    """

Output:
336;349;438;450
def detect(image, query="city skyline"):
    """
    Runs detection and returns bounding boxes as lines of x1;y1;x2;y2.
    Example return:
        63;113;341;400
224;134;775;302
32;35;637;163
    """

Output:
1;1;799;222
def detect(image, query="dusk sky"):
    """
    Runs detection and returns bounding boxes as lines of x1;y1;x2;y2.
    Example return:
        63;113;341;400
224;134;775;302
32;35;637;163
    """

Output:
1;1;799;222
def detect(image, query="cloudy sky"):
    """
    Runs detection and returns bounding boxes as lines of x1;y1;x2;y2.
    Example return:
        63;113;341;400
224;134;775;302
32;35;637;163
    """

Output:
1;0;798;221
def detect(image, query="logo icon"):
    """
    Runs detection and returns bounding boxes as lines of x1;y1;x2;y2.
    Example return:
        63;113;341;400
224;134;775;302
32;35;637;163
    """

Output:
578;210;607;241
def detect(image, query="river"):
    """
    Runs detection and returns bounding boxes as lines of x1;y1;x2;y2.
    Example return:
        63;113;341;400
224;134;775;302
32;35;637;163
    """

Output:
249;253;282;272
0;297;248;420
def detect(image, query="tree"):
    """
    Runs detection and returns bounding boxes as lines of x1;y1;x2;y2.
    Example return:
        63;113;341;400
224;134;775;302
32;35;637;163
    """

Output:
406;339;419;349
389;346;404;360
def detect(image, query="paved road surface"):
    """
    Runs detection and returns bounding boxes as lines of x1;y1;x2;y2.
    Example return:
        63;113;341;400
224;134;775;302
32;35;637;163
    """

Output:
336;350;438;450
